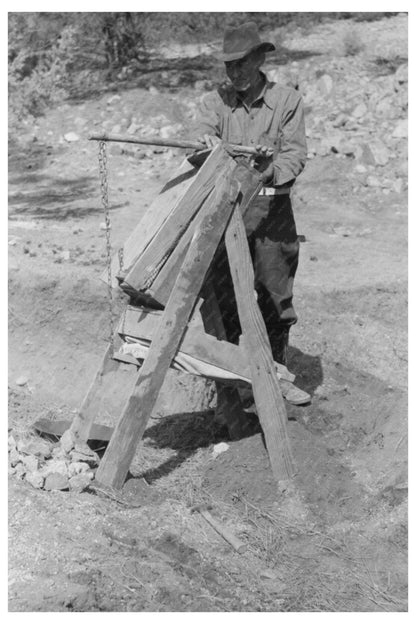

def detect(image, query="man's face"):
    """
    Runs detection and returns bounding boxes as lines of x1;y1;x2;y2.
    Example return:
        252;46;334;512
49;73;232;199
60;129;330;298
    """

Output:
225;51;262;92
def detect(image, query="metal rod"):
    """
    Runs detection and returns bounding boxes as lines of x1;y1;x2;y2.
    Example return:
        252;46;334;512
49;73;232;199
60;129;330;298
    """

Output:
88;132;269;156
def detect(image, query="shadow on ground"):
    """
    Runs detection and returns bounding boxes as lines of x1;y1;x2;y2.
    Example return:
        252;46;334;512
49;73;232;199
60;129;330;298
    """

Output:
141;347;322;483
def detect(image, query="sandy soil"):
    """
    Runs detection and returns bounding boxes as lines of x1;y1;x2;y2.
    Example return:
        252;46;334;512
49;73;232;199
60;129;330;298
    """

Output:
8;15;407;612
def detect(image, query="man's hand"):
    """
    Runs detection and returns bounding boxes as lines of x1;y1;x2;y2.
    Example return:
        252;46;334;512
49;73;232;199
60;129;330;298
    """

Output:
255;144;274;158
254;144;274;183
197;134;222;149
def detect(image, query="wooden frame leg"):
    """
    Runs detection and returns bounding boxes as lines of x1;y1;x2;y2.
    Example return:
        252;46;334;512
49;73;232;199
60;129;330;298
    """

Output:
95;161;240;489
225;206;296;482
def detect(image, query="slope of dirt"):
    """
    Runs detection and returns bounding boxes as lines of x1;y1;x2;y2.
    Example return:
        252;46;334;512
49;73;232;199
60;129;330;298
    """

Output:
8;14;407;612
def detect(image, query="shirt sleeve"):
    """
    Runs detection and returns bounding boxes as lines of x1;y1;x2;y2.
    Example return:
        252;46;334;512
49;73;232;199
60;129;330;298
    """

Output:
191;91;223;140
272;90;307;187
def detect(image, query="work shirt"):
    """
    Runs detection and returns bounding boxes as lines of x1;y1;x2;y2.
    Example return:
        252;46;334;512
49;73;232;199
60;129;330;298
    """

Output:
194;74;307;187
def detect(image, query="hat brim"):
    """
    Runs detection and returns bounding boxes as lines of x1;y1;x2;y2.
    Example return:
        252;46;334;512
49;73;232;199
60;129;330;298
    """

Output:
216;41;275;62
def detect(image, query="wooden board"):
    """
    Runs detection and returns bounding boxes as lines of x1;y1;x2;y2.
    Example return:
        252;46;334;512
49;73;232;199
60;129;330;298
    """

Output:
122;145;232;294
144;161;263;307
95;155;240;489
100;158;198;288
69;335;140;444
118;305;295;384
225;206;296;483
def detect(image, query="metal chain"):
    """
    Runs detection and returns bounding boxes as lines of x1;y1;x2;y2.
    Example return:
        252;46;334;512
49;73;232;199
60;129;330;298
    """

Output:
98;141;115;355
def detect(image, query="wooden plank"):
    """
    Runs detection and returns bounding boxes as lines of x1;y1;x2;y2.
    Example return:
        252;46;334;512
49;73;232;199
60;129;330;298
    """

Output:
147;205;205;306
122;145;232;294
145;160;263;307
118;306;295;383
95;155;239;489
69;335;140;444
225;206;296;483
100;158;198;288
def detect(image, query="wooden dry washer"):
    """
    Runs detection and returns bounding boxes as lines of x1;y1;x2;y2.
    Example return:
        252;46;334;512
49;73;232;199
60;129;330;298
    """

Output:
68;138;296;491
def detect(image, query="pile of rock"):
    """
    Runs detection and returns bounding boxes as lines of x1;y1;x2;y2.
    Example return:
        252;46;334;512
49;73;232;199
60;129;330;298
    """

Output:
8;429;99;493
267;56;408;194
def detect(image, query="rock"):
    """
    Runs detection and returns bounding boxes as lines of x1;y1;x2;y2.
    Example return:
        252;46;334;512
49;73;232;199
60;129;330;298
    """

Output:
60;429;75;454
18;438;52;459
396;161;408;177
61;250;71;261
99;222;109;231
148;86;160;95
366;175;381;188
212;442;230;458
44;473;69;491
355;143;376;166
74;116;87;127
9;449;22;467
394;64;408;90
332;113;348;128
317;74;333;96
127;122;141;135
351;103;367;119
111;124;122;134
51;445;68;460
375;98;394;119
107;94;121;105
8;466;17;476
8;435;16;451
392;120;407;139
68;462;91;477
355;164;367;173
21;455;39;473
64;132;80;143
159;124;182;140
41;459;68;477
15;376;28;386
68;472;94;492
369;140;390;166
322;131;344;153
15;463;26;479
70;445;100;467
259;569;277;580
25;470;44;489
392;178;404;193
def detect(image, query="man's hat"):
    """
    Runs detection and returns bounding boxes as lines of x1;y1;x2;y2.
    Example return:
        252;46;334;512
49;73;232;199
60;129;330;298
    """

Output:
217;21;275;62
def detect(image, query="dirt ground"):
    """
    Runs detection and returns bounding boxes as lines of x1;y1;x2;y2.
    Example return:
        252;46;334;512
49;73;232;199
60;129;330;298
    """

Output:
8;16;407;612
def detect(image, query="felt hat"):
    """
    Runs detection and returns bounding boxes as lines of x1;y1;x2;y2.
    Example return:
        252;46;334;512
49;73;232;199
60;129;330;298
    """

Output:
217;21;275;62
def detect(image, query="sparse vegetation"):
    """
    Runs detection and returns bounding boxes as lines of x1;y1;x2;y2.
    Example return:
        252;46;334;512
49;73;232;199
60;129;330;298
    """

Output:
8;12;399;124
343;27;365;56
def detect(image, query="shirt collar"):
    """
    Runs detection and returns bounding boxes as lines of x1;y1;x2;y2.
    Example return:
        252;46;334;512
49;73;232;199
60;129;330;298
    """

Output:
230;72;274;111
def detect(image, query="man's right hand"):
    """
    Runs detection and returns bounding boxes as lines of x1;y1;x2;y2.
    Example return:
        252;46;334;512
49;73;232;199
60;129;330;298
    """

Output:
197;134;222;149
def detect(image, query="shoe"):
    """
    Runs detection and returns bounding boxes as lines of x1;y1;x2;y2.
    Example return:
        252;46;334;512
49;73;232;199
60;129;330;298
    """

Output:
279;379;311;405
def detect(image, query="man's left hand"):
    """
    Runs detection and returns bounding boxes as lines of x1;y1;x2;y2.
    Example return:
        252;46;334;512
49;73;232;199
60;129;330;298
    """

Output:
255;144;274;158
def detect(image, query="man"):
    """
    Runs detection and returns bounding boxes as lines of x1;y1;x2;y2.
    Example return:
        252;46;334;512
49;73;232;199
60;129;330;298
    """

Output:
195;21;310;407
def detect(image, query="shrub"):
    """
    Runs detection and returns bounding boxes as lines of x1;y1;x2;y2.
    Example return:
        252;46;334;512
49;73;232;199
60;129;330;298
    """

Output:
343;28;365;56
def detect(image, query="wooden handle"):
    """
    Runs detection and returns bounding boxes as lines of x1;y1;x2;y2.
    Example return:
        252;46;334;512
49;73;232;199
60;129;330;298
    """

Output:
200;509;247;554
88;132;271;157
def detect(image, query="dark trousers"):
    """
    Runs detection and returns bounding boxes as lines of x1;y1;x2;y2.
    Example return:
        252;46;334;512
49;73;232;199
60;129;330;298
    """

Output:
209;194;299;365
